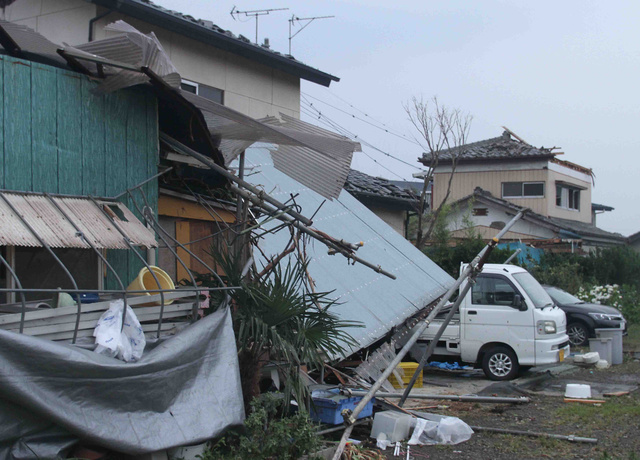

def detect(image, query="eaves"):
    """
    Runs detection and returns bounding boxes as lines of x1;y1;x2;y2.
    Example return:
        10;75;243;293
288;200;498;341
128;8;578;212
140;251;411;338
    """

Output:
87;0;339;87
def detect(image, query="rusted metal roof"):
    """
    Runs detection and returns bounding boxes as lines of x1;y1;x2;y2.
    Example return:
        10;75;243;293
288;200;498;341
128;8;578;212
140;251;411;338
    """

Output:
0;192;157;249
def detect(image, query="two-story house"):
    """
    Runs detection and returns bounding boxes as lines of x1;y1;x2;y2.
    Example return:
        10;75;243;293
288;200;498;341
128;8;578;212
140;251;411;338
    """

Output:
2;0;338;119
425;130;625;251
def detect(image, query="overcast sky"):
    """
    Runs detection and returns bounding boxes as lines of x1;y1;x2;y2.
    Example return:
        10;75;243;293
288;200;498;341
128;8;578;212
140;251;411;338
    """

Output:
155;0;639;236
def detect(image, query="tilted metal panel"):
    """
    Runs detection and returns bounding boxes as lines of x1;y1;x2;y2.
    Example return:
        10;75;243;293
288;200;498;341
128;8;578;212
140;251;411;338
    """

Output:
243;147;454;356
0;192;157;249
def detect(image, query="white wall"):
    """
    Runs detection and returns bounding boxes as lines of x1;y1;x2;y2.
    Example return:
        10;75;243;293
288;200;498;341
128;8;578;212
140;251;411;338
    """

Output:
3;0;302;119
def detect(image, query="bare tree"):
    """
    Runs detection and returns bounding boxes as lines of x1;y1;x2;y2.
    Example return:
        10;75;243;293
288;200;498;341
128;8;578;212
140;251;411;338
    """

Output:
404;96;472;249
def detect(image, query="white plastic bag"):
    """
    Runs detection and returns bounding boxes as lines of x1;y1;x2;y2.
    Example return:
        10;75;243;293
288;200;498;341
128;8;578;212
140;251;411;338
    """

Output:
408;415;474;445
93;300;146;362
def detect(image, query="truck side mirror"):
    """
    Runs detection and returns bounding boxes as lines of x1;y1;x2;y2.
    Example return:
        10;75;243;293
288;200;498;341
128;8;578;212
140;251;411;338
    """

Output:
513;294;526;311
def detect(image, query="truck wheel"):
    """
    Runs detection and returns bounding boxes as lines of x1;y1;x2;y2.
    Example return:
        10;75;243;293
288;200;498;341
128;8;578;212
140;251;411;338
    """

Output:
567;322;589;347
482;347;519;381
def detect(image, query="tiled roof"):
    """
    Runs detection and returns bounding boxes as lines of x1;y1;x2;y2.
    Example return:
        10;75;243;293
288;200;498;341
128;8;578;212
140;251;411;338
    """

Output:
427;131;555;164
87;0;339;86
456;188;625;244
345;170;418;209
628;231;640;243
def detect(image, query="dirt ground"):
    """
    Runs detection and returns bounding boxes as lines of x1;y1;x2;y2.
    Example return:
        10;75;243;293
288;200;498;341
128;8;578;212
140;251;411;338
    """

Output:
338;352;640;460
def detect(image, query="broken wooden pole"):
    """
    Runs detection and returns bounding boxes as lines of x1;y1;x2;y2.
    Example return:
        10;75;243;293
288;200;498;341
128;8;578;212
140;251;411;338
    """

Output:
347;390;529;404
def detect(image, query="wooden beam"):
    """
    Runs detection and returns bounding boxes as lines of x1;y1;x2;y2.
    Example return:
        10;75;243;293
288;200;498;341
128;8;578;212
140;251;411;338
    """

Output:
159;195;236;223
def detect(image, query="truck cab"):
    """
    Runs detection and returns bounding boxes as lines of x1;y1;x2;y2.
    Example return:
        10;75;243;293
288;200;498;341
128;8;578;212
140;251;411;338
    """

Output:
410;264;570;380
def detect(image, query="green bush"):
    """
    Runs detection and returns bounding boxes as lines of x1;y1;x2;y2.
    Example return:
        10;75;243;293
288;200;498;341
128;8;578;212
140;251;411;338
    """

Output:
201;394;321;460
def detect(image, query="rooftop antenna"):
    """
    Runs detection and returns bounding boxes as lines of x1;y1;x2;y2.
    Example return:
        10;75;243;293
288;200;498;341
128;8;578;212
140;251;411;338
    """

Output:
288;14;335;55
230;6;289;44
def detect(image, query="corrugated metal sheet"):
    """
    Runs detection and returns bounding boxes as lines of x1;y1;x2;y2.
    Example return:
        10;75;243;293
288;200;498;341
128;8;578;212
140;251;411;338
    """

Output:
0;192;157;249
181;91;358;199
69;20;181;94
0;20;67;65
243;147;454;356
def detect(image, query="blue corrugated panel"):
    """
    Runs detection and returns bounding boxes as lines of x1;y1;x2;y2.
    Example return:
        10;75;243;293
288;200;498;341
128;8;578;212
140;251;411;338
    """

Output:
244;147;454;356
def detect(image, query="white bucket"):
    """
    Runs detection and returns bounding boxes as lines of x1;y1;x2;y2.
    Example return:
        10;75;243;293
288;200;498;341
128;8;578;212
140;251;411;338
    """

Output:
565;383;591;399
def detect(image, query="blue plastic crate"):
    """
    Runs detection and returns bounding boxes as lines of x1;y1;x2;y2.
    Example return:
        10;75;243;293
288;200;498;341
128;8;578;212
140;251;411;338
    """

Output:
310;389;374;425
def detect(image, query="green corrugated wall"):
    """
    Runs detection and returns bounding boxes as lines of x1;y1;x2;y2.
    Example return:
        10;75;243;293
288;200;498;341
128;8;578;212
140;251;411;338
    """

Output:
0;56;159;289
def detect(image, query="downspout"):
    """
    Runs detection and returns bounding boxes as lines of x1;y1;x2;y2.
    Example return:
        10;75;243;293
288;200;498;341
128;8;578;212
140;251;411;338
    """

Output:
88;8;114;42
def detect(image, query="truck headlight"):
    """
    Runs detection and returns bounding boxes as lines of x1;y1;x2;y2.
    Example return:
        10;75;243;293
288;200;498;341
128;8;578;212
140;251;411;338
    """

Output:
588;313;616;321
537;320;556;334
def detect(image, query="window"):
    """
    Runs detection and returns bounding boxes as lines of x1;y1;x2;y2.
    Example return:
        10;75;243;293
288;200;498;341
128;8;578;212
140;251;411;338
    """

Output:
556;184;580;210
181;79;224;105
502;182;544;198
472;208;488;216
471;275;521;307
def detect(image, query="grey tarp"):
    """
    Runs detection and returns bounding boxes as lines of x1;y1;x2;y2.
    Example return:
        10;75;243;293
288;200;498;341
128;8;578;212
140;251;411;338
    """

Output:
0;307;244;458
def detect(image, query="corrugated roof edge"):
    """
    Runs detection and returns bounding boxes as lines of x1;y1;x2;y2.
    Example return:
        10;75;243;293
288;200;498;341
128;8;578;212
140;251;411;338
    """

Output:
87;0;340;86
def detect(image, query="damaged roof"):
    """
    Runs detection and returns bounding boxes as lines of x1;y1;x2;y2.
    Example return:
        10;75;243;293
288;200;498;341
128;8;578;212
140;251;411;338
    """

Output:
345;170;418;211
244;147;454;356
427;131;556;165
86;0;339;86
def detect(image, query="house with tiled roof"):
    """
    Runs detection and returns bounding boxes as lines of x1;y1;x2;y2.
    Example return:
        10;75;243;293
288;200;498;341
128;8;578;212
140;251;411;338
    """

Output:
344;170;418;238
2;0;338;119
424;130;621;251
628;231;640;252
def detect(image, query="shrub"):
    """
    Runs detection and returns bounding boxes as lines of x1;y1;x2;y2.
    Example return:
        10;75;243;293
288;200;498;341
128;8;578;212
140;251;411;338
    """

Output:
201;394;322;460
576;284;640;325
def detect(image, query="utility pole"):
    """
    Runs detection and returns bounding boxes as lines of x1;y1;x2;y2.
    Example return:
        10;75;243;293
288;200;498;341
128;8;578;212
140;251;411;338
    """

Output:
230;6;289;44
288;15;334;55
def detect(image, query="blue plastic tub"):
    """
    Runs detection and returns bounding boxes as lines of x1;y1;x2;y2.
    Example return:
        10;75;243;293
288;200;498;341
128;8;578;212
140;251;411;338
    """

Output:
310;389;374;425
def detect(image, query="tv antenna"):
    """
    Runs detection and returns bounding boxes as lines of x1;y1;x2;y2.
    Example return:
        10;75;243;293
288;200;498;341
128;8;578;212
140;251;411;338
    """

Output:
230;6;289;44
288;15;335;55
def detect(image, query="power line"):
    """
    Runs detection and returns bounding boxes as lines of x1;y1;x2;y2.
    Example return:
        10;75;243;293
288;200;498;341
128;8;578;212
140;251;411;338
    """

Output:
300;99;423;171
301;92;421;146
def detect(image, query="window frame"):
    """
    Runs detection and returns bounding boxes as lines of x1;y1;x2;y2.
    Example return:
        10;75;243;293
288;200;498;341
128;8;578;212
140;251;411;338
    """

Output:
556;184;581;211
471;274;524;309
501;181;545;199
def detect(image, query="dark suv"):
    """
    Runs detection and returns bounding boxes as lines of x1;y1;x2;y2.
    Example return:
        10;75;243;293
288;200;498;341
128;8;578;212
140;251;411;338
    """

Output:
542;285;626;347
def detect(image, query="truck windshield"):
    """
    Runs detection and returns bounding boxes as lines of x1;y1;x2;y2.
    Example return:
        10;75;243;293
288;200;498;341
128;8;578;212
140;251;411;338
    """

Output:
512;272;554;309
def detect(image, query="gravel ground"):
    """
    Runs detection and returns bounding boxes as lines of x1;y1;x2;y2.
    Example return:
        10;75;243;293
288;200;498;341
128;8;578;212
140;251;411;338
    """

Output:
341;356;640;460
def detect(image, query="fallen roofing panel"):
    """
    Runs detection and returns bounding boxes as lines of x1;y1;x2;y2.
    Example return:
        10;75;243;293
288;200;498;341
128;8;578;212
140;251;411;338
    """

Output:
0;192;157;249
244;147;454;356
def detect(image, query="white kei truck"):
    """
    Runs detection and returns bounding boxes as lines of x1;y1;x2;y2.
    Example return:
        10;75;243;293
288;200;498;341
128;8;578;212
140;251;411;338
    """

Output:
410;264;570;380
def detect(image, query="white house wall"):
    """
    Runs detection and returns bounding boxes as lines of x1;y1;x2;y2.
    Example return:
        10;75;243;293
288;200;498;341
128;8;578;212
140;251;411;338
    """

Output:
446;202;556;240
2;0;97;46
3;0;302;119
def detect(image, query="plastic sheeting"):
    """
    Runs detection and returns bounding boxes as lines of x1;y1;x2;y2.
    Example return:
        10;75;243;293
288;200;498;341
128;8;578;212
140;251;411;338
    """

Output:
0;307;244;458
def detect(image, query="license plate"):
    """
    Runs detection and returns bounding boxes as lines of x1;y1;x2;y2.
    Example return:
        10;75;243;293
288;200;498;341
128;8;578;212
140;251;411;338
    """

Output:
559;349;565;362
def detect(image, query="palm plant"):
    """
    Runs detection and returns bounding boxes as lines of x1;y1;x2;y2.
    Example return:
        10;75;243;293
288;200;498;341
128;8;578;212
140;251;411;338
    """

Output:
200;247;361;412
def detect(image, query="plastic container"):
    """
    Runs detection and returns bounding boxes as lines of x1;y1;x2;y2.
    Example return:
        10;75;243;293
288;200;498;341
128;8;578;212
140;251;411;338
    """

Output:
370;410;413;442
388;362;423;389
565;383;591;399
127;266;175;305
595;328;623;365
310;389;374;425
589;337;612;364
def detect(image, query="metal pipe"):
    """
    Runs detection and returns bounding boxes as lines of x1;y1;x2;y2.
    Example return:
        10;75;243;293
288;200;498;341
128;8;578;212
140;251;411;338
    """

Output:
88;196;167;337
44;193;129;331
470;426;597;444
132;187;233;320
504;248;522;264
0;253;27;333
347;391;529;404
113;167;173;200
230;183;397;280
129;190;199;321
0;287;237;294
399;210;529;406
160;133;314;226
398;281;472;407
332;209;528;460
0;193;84;343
